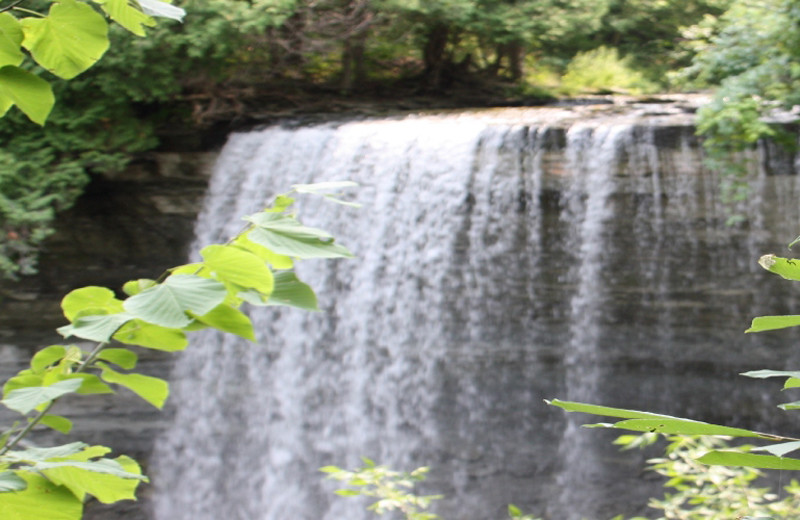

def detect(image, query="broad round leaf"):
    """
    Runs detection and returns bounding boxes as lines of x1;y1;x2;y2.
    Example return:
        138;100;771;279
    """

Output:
94;0;155;36
0;13;24;67
61;286;123;321
0;471;82;519
123;274;227;329
0;65;54;125
22;0;110;79
201;244;274;296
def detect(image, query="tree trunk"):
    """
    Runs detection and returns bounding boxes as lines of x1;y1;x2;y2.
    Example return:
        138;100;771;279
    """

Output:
423;23;449;90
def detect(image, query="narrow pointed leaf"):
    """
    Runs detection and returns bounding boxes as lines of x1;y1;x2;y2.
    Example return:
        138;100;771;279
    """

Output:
267;272;318;310
758;254;800;282
778;400;800;410
742;369;800;380
0;470;26;492
0;65;54;124
746;315;800;333
699;450;800;470
123;274;226;328
611;418;763;437
0;471;82;519
547;399;676;420
752;440;800;457
98;362;168;409
2;378;82;415
21;0;110;79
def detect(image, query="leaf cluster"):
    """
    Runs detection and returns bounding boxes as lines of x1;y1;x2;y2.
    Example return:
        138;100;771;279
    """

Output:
0;183;357;518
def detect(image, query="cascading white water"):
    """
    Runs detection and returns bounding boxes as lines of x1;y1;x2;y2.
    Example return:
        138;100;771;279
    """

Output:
151;106;800;520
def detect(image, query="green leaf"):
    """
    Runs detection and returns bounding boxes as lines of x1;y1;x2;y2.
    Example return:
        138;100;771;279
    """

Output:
98;362;168;409
0;471;82;519
37;452;145;504
30;345;67;373
57;312;132;342
292;181;361;207
21;0;110;79
4;442;87;463
246;213;353;259
267;272;319;310
61;286;123;321
778;400;800;411
0;471;26;492
335;489;362;496
113;319;188;351
201;244;274;296
136;0;186;22
742;369;800;382
746;315;800;333
40;415;73;434
508;504;522;516
59;373;113;395
0;65;54;125
123;274;227;328
94;0;155;36
547;399;775;439
758;254;800;282
192;304;254;341
121;278;157;296
752;440;800;457
3;373;42;396
96;348;138;370
0;13;24;67
233;235;293;269
698;450;800;470
2;378;82;415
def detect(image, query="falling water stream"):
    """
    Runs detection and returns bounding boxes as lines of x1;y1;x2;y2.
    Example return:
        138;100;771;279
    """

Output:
151;103;800;520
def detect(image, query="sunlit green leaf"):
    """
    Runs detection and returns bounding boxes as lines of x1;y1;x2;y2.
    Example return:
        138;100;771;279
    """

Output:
98;362;168;409
38;456;145;503
233;235;293;269
123;274;226;328
699;450;800;470
58;373;113;395
758;254;800;282
40;415;73;434
0;65;54;125
0;471;82;519
2;379;82;415
21;0;110;79
96;348;138;370
94;0;155;36
121;278;157;296
201;244;274;296
113;319;188;351
0;13;24;68
267;272;318;310
3;373;42;396
192;304;254;341
61;286;123;321
30;345;67;373
4;442;87;463
746;315;800;333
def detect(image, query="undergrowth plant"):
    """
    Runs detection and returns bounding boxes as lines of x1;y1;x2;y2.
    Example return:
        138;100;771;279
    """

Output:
0;181;357;518
323;459;541;520
613;433;800;520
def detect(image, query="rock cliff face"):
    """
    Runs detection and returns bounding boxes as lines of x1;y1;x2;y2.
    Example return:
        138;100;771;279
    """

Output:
0;152;216;520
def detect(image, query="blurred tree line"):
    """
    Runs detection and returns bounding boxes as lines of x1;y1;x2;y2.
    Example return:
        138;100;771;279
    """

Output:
6;0;798;279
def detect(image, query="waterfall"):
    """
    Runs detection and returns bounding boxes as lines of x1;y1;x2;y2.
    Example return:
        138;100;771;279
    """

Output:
151;107;800;520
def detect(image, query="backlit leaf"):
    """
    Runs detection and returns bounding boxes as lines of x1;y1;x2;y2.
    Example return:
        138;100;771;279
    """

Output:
40;415;73;434
267;272;318;310
94;0;155;36
61;286;123;321
113;319;188;351
96;348;138;370
699;450;800;470
746;315;800;333
0;65;54;124
2;379;82;415
136;0;186;22
192;304;254;341
246;213;353;259
38;456;145;503
758;254;800;282
21;0;110;79
98;362;168;409
0;471;82;519
123;274;226;328
201;244;274;296
0;13;23;67
30;345;67;373
57;312;132;342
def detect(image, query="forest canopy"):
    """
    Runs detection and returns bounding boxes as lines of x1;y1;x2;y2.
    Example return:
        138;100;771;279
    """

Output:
2;0;798;278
